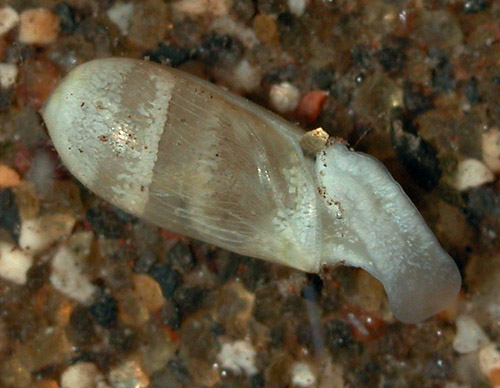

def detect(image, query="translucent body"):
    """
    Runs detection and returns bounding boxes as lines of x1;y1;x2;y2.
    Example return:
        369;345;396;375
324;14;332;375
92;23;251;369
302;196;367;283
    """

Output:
315;146;460;323
42;58;461;323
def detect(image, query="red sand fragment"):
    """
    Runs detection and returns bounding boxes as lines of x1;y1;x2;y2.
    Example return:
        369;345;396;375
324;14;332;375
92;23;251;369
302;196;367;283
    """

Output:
296;90;328;123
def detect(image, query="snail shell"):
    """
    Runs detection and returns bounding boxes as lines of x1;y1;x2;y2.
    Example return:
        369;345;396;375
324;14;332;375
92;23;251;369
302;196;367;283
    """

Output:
42;58;460;323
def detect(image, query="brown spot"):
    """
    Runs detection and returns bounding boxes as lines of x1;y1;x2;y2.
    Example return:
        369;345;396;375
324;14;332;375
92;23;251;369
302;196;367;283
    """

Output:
296;90;328;123
81;102;85;107
98;135;108;142
12;143;32;176
16;59;60;110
